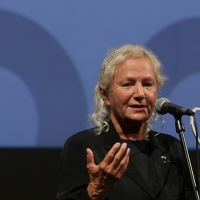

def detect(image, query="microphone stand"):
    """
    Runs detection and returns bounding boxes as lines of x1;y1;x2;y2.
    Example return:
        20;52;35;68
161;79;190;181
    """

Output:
174;114;200;200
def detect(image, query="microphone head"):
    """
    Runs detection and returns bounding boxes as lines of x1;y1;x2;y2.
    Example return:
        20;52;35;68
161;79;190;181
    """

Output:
155;98;170;114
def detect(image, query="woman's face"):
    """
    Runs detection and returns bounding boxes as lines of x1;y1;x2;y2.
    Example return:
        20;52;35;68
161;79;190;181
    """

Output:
103;57;158;125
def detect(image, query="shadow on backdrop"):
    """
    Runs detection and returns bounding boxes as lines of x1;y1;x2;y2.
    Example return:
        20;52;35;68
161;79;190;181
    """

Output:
146;17;200;97
0;9;87;147
146;18;200;149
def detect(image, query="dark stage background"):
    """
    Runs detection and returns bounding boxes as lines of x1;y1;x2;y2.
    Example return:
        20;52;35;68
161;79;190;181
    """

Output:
0;149;199;200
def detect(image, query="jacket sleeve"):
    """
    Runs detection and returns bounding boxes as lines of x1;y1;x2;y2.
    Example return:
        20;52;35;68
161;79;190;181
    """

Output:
56;135;91;200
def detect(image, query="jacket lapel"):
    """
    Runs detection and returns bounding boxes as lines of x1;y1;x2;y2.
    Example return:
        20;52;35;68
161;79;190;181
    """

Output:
124;143;154;198
149;131;172;196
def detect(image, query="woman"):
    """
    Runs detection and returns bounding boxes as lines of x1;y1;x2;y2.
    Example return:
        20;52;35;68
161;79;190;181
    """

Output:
56;44;195;200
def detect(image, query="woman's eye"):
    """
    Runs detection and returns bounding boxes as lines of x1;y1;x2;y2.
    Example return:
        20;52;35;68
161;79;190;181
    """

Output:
144;82;153;87
122;82;132;87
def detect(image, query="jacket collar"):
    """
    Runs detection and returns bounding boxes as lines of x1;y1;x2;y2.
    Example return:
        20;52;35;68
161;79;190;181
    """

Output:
103;121;167;153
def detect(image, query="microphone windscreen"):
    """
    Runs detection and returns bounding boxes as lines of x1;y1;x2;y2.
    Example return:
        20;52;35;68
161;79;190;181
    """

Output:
155;98;170;113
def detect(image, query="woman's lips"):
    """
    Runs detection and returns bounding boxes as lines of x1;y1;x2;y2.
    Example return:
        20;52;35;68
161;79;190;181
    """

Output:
129;104;146;111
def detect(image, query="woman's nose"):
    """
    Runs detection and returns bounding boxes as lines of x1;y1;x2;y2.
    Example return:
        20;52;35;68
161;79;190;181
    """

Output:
133;84;145;98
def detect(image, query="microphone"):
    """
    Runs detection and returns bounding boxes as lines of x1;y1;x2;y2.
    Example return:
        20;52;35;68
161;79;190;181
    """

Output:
155;98;194;116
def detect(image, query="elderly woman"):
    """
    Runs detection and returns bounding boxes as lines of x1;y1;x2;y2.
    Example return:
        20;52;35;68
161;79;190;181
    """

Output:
56;44;195;200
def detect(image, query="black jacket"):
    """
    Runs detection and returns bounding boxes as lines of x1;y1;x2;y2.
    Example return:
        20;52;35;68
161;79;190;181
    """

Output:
56;122;195;200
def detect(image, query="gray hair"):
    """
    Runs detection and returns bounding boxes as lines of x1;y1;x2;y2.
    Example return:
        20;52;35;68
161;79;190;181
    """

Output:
90;44;167;135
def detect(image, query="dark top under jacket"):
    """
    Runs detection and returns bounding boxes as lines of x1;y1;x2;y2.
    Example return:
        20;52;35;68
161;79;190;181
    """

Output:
56;122;195;200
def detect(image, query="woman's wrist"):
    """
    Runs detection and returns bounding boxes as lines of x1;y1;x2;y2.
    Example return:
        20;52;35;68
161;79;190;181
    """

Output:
87;183;107;200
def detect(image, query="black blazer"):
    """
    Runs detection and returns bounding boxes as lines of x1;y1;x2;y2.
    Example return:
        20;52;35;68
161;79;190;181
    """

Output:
56;123;195;200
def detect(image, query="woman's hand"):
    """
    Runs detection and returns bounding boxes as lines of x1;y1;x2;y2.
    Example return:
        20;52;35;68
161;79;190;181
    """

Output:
86;142;130;200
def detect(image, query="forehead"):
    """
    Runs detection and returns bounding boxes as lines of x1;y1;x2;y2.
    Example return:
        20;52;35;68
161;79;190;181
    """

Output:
115;57;155;76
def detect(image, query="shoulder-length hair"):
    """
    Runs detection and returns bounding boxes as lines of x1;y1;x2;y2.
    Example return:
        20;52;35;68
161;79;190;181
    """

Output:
90;44;167;135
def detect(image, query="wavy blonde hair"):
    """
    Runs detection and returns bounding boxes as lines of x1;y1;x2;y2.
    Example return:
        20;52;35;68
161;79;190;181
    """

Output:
90;44;167;135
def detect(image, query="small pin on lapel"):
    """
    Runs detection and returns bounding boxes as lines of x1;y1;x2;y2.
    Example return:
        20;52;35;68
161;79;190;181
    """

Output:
163;160;167;164
161;155;170;164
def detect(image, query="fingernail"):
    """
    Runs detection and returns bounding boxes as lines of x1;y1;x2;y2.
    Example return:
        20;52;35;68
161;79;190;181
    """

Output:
122;143;127;148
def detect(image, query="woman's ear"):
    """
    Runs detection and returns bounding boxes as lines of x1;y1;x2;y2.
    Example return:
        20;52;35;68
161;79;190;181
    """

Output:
99;85;110;106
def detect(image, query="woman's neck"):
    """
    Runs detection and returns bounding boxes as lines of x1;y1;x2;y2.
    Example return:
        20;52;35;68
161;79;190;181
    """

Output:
111;118;147;141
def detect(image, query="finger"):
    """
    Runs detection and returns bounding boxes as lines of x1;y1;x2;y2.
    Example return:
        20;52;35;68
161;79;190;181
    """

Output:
116;147;130;171
102;142;121;165
111;143;128;166
109;147;130;179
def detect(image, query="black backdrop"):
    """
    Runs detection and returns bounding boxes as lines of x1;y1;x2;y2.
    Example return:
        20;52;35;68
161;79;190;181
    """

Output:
0;149;199;200
0;148;62;200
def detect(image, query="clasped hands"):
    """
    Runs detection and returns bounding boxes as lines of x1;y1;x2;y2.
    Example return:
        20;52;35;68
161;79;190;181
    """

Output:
86;143;130;200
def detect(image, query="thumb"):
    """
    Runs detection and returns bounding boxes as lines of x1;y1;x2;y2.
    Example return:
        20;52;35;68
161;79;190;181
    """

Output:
86;148;94;167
